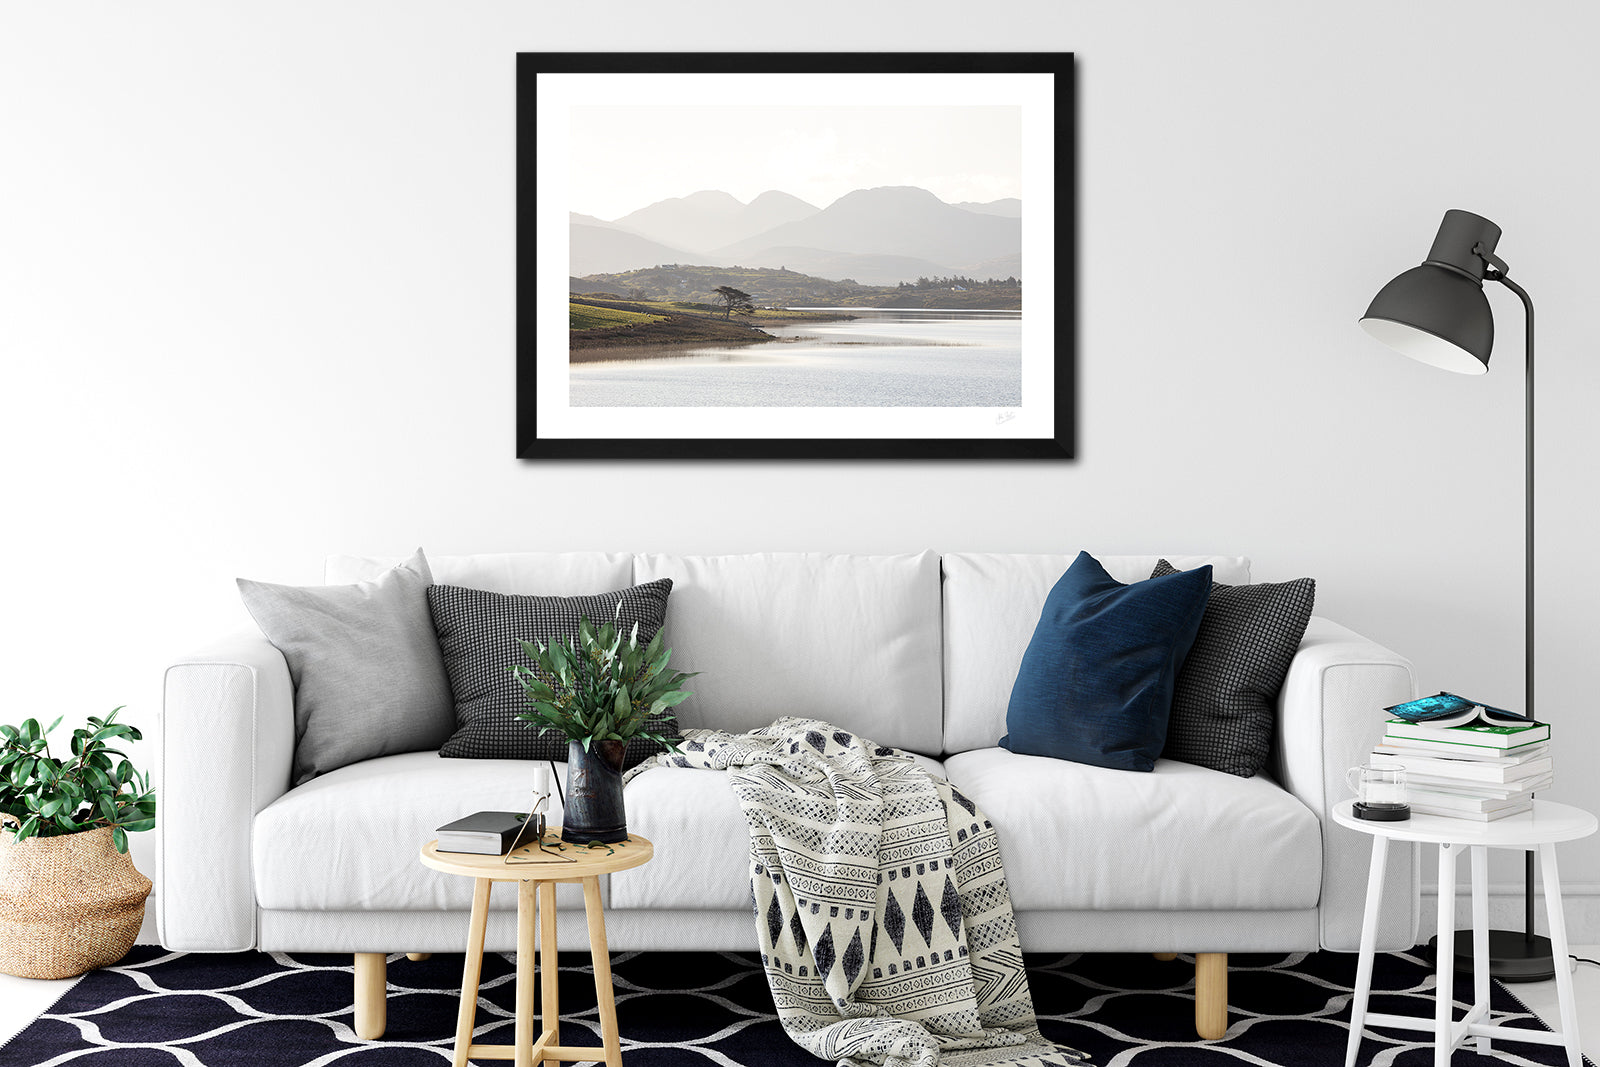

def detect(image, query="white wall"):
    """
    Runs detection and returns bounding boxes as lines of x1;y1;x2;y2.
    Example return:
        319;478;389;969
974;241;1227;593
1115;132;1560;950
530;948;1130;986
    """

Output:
3;0;1597;939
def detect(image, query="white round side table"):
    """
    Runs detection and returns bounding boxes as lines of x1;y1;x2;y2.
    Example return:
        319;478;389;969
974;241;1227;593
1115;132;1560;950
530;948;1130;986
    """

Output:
1333;799;1596;1067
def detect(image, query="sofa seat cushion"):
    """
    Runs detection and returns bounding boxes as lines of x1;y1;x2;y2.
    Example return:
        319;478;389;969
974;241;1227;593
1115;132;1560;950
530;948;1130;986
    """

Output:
611;752;947;911
941;748;1320;912
253;752;594;912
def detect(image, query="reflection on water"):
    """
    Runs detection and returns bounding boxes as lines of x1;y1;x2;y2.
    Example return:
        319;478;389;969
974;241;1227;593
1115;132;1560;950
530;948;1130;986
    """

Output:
571;308;1021;408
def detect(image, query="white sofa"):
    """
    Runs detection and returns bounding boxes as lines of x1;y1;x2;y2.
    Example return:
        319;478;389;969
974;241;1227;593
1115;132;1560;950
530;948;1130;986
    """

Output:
159;551;1420;1041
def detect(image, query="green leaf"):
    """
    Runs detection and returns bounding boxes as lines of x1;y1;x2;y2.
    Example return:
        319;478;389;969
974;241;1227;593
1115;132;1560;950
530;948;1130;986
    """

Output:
44;716;62;737
16;815;38;843
119;817;155;834
112;826;128;854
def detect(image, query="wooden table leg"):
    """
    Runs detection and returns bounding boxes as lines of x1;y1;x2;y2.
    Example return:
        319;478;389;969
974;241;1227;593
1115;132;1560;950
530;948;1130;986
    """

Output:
1344;833;1389;1067
517;880;537;1067
1434;843;1457;1067
540;880;560;1047
1539;844;1583;1067
583;875;623;1067
454;878;492;1067
353;952;387;1040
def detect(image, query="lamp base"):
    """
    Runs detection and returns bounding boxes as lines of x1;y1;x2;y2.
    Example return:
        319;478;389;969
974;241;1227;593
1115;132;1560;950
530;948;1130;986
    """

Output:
1429;928;1555;983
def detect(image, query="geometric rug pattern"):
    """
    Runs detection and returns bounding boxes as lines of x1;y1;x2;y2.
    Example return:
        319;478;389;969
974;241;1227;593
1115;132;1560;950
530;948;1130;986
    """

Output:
0;947;1587;1066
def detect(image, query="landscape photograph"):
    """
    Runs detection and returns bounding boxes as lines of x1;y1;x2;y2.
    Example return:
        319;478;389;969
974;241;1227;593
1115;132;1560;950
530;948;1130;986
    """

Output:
519;56;1068;457
566;107;1023;409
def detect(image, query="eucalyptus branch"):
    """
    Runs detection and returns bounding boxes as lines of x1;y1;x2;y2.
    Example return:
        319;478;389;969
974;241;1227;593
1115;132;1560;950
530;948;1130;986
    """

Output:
513;615;696;752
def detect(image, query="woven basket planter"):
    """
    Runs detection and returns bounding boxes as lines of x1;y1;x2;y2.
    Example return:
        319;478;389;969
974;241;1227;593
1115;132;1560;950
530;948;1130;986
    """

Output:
0;825;152;979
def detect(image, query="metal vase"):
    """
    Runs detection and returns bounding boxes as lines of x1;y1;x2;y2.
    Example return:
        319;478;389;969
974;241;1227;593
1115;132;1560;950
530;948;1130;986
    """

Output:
561;738;628;844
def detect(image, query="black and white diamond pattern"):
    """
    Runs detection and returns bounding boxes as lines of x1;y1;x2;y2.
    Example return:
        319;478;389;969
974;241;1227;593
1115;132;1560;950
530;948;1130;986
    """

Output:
629;718;1087;1067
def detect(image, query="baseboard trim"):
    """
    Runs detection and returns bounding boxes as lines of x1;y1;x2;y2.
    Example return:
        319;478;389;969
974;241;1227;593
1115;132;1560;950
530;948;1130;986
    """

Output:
1419;886;1600;944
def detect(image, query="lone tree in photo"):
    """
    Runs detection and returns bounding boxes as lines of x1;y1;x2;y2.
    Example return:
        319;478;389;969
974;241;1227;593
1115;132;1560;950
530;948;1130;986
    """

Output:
713;285;755;320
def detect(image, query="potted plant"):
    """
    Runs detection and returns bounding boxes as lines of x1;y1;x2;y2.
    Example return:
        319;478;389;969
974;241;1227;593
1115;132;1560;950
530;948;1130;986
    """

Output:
514;618;694;843
0;707;157;979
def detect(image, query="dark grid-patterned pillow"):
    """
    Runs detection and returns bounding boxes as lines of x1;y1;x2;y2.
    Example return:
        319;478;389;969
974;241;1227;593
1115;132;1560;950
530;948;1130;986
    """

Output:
427;579;677;766
1151;559;1315;778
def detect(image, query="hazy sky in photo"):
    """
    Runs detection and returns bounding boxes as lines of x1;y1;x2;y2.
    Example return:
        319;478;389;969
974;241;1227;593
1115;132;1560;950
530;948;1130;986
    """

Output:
569;105;1021;220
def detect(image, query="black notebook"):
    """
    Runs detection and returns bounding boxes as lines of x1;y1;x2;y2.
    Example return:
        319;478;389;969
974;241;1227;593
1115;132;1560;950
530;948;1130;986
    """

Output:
436;810;532;855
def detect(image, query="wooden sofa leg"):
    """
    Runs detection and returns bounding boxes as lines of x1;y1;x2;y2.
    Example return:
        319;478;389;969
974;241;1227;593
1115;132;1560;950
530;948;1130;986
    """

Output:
1153;952;1177;961
354;952;388;1039
1194;952;1227;1040
406;952;432;961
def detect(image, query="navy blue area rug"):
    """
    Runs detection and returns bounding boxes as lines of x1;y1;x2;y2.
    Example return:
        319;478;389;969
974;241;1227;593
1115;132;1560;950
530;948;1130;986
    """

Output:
0;947;1583;1065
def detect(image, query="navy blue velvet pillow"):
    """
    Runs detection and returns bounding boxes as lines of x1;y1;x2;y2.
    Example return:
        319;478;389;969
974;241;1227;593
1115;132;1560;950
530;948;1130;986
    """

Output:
1001;551;1213;771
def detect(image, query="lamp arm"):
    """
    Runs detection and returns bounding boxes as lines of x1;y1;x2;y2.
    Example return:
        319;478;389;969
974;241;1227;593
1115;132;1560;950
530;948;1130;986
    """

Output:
1487;270;1533;722
1487;269;1540;947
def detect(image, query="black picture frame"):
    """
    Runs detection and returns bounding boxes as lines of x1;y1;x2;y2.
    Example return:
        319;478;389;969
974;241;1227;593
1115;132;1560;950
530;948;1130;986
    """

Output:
516;52;1075;460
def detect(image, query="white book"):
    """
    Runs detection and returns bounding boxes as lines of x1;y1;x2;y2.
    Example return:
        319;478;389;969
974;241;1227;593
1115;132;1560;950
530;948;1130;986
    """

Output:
1373;739;1549;764
1407;799;1533;822
1403;772;1553;802
1367;752;1552;785
1402;786;1542;814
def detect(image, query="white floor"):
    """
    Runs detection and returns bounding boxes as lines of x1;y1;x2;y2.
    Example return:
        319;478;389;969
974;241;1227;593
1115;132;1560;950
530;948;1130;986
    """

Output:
1;949;1597;1059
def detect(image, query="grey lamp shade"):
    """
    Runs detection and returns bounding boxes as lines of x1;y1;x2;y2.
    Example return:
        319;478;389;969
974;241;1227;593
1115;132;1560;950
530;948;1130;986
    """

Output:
1359;209;1502;375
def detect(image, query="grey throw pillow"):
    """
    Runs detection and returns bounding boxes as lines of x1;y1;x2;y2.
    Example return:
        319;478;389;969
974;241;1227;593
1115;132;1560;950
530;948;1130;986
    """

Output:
238;548;455;785
427;580;676;766
1151;559;1316;778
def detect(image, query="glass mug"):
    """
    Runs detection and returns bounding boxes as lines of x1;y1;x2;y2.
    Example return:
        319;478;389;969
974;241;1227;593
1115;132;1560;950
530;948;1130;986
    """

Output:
1347;762;1410;820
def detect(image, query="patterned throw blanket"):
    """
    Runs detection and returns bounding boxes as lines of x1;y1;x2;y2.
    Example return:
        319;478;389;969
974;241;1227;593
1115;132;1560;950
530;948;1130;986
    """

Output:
630;718;1086;1067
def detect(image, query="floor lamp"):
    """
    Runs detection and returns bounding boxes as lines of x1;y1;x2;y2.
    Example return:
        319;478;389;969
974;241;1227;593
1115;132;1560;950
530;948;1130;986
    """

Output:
1358;208;1550;981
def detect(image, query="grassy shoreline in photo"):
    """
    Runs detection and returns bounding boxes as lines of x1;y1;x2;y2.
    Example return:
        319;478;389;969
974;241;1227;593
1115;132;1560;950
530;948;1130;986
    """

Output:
568;296;852;357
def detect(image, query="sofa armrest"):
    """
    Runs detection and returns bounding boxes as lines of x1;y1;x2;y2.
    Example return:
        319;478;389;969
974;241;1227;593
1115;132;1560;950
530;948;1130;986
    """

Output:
159;631;294;950
1274;616;1419;952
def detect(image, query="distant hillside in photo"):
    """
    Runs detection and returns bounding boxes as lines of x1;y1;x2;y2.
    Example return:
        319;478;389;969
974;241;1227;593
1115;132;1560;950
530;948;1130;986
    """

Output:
951;198;1022;218
572;263;1019;311
606;189;818;254
569;186;1021;288
569;224;705;278
716;186;1019;270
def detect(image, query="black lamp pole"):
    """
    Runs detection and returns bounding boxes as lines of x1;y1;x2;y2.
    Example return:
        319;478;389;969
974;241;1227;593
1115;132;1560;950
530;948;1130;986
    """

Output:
1359;209;1551;981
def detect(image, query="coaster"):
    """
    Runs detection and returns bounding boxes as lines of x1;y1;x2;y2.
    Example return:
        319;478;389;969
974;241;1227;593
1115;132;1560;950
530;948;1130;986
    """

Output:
1354;801;1411;822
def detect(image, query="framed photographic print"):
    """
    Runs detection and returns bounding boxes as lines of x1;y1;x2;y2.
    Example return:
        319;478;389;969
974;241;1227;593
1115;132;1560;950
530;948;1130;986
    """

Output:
516;52;1074;460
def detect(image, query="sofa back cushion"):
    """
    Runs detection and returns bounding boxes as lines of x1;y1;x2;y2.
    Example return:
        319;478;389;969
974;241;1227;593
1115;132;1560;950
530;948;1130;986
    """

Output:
326;552;634;595
633;552;943;756
941;553;1252;755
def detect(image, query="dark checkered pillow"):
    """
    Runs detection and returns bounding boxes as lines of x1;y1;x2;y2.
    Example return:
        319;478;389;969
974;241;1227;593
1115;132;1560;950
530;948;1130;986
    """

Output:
1151;560;1315;778
427;579;677;766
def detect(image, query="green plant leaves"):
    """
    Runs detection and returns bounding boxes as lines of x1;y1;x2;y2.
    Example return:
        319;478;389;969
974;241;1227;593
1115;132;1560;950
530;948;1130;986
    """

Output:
511;615;692;755
0;707;155;846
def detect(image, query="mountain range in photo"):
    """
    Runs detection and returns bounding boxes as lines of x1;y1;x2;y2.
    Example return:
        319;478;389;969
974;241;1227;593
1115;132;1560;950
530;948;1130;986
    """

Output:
571;185;1022;287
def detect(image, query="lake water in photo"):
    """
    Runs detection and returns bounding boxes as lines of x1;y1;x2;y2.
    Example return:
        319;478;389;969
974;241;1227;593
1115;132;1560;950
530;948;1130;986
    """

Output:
569;308;1021;407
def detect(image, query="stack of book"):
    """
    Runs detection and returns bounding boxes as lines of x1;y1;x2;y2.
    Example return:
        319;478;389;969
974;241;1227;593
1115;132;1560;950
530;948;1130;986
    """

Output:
1374;711;1551;821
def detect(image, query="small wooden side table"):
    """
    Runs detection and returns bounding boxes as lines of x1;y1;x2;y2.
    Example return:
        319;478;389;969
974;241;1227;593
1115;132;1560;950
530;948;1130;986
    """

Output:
420;830;653;1067
1333;799;1596;1067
